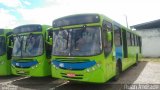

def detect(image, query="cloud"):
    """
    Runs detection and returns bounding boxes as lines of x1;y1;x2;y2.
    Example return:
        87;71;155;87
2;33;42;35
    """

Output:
23;0;31;6
17;0;129;26
0;0;22;8
44;0;58;6
1;0;160;28
0;9;19;28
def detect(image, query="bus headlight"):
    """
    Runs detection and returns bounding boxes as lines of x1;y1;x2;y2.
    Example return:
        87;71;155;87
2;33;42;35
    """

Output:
52;64;56;68
86;63;101;73
97;64;100;67
53;65;56;68
55;67;58;69
86;69;90;72
12;64;15;67
32;67;35;69
92;67;95;71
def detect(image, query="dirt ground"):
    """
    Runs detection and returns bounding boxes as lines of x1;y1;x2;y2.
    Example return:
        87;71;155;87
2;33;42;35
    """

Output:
0;58;160;90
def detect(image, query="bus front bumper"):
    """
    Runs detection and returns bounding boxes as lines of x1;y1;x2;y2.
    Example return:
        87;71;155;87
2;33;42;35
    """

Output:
51;64;106;83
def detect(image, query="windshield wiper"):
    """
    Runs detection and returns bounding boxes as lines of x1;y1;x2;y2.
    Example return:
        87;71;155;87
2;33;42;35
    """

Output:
66;30;70;49
25;33;33;51
0;38;3;45
73;25;86;50
59;27;70;49
15;35;23;57
0;37;5;54
16;35;21;43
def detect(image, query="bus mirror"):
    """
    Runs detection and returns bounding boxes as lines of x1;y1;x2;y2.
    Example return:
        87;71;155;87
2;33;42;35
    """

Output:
49;37;53;45
47;36;53;45
47;29;53;42
107;32;112;41
8;35;14;47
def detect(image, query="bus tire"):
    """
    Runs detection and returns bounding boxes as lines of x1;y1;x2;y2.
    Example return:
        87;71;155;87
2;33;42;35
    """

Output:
135;54;138;66
113;60;121;81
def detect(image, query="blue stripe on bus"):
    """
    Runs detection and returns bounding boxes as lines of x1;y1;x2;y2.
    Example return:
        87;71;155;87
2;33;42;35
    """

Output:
115;46;123;60
12;60;38;68
52;60;96;70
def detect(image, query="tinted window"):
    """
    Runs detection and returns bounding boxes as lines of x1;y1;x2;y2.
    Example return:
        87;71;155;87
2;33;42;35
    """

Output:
0;36;6;55
0;29;4;35
138;37;142;53
122;29;128;58
52;27;102;56
127;32;131;46
12;34;43;57
53;14;100;27
136;36;139;46
114;25;121;46
130;34;133;46
105;22;112;32
102;20;113;56
134;35;137;46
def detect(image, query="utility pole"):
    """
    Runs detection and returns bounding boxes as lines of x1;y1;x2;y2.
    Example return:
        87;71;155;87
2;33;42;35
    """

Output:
124;15;129;29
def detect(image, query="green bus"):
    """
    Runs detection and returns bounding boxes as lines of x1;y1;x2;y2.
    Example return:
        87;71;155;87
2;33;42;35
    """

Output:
0;29;13;76
11;24;52;77
50;14;142;83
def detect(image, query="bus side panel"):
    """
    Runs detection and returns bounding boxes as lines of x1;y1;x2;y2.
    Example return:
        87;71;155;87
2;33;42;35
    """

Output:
0;55;11;75
122;46;137;71
121;29;129;71
103;52;116;82
30;57;51;77
128;46;138;65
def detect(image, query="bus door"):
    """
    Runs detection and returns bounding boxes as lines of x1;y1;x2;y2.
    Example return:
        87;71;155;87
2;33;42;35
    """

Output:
103;20;114;77
123;30;131;68
122;29;128;59
114;26;123;61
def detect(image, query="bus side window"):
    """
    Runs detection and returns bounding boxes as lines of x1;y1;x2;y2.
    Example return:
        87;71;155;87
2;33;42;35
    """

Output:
137;36;139;46
7;36;13;60
122;29;128;58
102;20;113;57
134;35;137;46
114;25;122;47
45;31;52;59
127;32;131;46
138;37;142;53
133;35;136;46
131;34;135;46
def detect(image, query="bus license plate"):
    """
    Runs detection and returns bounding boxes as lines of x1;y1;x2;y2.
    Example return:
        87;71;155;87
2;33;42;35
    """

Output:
67;73;75;77
18;70;25;74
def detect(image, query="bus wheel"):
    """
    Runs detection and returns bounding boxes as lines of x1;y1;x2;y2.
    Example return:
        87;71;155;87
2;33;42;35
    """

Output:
135;54;139;66
113;61;121;81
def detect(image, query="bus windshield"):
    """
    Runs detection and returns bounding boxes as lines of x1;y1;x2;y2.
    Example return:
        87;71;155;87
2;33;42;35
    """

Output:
52;26;102;56
12;34;43;57
0;36;6;55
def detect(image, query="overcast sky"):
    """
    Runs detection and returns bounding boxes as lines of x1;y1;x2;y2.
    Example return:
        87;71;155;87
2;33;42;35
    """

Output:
0;0;160;29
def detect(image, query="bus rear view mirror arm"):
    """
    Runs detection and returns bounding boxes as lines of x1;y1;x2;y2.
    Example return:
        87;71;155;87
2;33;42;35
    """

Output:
107;32;112;41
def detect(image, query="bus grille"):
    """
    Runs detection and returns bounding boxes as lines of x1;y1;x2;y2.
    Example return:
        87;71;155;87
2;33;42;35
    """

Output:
61;73;83;79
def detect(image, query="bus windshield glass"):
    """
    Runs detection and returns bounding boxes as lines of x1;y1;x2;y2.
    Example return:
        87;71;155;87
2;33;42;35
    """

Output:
12;34;43;57
52;27;102;56
0;29;4;35
0;36;6;55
